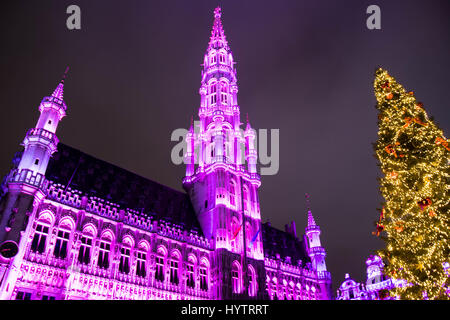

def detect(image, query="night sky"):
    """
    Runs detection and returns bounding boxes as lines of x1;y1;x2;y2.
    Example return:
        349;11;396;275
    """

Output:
1;0;449;292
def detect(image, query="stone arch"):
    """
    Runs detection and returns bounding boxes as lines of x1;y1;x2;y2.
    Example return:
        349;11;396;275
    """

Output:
58;215;75;231
37;210;55;225
82;223;97;237
137;239;150;252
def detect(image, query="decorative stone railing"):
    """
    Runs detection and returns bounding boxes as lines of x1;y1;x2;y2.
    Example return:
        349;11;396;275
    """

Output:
9;169;48;189
25;128;59;146
41;95;66;110
308;247;326;255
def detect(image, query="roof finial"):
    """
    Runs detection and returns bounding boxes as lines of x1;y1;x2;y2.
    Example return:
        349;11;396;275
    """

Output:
305;193;311;210
214;6;222;19
62;66;69;83
51;67;69;100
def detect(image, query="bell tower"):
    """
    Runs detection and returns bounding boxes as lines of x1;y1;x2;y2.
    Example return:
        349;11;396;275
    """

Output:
183;7;266;299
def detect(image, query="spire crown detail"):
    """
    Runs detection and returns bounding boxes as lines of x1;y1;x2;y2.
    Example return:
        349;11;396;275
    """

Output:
51;67;69;101
208;6;229;51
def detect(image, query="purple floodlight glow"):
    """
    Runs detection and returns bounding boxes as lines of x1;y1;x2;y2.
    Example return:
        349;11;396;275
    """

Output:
0;7;332;301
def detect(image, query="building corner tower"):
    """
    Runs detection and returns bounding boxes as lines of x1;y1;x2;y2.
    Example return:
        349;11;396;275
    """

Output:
304;204;333;299
0;70;68;299
182;7;267;300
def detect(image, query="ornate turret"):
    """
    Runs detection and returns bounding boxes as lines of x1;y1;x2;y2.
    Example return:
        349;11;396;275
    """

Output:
0;69;69;299
304;194;327;272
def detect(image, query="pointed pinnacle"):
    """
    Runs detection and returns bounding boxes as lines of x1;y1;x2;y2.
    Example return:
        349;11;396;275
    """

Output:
51;67;69;100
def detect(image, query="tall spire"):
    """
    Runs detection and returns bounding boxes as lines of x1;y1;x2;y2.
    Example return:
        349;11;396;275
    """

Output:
305;193;317;228
208;7;229;51
51;67;69;100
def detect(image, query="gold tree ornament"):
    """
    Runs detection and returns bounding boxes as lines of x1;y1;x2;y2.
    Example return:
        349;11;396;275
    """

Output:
373;68;450;300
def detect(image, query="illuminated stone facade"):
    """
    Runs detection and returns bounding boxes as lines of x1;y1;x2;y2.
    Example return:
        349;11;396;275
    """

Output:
0;7;332;300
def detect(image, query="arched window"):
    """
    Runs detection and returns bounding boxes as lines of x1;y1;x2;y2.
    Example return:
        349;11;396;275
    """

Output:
97;231;112;270
53;217;74;259
229;180;236;206
31;211;54;254
78;225;95;265
186;255;196;289
119;247;130;274
155;246;166;282
220;82;228;104
199;259;209;291
210;52;217;64
231;261;242;294
248;265;257;297
119;236;134;274
169;251;180;285
53;229;70;259
210;82;217;105
243;185;249;213
219;52;226;64
136;241;149;278
245;222;253;255
31;223;49;253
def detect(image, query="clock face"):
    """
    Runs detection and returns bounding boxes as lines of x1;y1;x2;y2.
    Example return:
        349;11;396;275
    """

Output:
0;241;19;259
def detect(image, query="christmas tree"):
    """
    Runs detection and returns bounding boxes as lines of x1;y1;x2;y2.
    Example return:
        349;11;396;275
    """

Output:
373;68;450;300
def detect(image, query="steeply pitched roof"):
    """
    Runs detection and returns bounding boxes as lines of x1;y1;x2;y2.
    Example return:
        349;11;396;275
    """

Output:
262;222;311;264
45;143;203;234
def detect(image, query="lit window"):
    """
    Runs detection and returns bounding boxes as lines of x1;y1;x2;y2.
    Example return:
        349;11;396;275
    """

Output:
31;224;49;253
186;263;195;289
199;264;208;291
220;83;228;104
78;235;92;265
155;256;165;282
210;83;217;105
119;247;131;274
136;251;147;278
231;262;241;293
97;240;110;269
229;181;236;206
210;53;217;64
243;186;249;212
219;53;225;64
169;259;179;285
248;266;257;297
15;292;32;300
53;229;70;259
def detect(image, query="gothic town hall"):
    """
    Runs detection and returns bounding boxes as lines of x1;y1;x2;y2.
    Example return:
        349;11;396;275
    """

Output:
0;7;332;300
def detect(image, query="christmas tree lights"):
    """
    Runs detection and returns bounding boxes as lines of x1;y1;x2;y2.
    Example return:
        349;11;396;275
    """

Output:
373;68;450;300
